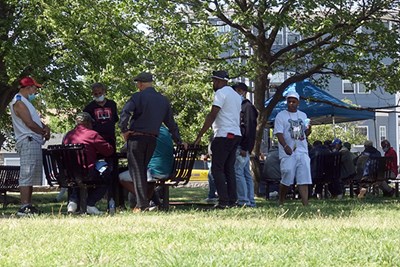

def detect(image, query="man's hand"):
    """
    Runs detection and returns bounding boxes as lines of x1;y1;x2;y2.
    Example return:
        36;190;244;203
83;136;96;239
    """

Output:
181;142;188;150
42;125;51;140
239;150;247;157
122;131;132;142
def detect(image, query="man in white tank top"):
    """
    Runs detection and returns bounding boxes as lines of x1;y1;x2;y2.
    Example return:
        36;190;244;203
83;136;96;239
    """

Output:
9;77;51;216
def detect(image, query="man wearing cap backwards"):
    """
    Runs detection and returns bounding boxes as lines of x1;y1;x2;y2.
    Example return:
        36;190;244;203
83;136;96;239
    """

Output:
119;72;184;212
63;112;114;214
273;91;312;205
232;82;258;207
195;70;242;209
9;76;51;216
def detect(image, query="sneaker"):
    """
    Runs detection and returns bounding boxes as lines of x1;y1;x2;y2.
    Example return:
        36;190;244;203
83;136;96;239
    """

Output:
67;201;78;213
148;206;159;212
16;205;40;216
87;206;103;215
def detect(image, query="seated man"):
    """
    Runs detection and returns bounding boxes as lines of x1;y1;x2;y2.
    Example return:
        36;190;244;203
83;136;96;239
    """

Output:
357;140;394;198
262;145;281;197
309;140;331;198
332;138;356;196
119;125;174;210
63;112;114;214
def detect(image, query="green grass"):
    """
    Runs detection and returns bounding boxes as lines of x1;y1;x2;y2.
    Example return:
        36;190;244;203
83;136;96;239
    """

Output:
1;187;400;266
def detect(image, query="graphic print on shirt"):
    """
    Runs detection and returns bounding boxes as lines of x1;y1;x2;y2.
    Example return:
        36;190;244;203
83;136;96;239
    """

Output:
94;107;112;124
288;118;305;140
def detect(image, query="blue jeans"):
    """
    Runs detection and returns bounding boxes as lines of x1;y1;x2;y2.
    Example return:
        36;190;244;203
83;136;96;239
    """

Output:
211;136;241;206
235;148;255;207
69;169;111;206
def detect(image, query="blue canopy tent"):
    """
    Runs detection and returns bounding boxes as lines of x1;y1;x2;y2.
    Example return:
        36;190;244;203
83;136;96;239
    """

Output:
265;80;375;126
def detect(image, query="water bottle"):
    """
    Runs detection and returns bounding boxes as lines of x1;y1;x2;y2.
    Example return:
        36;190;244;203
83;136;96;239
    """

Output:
108;198;115;216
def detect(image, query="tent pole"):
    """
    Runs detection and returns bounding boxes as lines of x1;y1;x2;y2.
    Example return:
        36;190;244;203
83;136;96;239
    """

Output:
332;116;336;137
373;116;378;148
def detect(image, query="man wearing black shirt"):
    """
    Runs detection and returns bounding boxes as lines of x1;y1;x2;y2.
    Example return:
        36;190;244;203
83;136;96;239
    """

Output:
84;82;119;149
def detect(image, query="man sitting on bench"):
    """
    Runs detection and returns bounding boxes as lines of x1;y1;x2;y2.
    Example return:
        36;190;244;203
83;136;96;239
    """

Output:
63;112;114;214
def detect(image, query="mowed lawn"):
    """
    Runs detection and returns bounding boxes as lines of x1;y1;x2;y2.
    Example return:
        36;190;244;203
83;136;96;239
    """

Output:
1;186;400;266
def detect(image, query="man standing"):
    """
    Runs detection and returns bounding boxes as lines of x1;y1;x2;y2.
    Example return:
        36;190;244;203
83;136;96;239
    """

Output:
63;112;114;214
274;91;312;206
9;77;51;216
83;82;119;205
83;82;118;149
119;72;183;212
194;70;242;209
232;83;258;207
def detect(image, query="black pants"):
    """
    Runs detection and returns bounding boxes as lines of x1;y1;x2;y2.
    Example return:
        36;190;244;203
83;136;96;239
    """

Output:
211;136;241;206
127;135;157;209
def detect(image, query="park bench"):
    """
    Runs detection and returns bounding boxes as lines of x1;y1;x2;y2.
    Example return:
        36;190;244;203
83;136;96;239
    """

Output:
0;165;20;208
313;152;342;198
42;144;109;213
156;144;202;210
359;157;391;196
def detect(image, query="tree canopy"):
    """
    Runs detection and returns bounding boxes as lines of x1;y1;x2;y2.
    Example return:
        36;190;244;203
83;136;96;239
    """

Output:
1;0;400;154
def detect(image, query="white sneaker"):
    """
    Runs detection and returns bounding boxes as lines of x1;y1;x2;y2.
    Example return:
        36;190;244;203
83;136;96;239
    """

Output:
87;206;103;215
67;201;77;213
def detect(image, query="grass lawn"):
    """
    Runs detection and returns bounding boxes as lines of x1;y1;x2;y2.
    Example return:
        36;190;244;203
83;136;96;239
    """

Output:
1;186;400;266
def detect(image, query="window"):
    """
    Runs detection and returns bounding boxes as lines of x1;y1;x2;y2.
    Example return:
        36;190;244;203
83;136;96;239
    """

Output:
355;126;368;141
286;28;301;45
357;83;370;94
342;80;355;94
379;126;387;142
268;72;285;93
266;28;283;45
342;80;370;94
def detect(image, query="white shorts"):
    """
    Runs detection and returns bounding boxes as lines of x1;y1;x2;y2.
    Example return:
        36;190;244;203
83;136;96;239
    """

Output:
280;152;312;186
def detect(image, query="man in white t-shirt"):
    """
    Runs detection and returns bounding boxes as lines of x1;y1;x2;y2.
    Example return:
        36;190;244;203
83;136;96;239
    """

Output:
9;77;51;216
273;91;312;206
195;70;242;209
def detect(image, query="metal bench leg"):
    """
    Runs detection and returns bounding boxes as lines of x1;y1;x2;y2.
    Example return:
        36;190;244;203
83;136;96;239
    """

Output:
79;186;88;214
160;183;169;211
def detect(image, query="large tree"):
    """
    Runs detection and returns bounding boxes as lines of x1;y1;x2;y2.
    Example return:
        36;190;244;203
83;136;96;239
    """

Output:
175;0;400;156
0;0;221;148
1;0;400;156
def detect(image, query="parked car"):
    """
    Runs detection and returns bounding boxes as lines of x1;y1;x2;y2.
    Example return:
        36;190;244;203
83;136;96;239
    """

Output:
190;160;209;181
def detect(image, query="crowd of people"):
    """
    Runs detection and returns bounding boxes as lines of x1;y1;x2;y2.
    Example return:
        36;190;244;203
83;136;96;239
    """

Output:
8;72;399;216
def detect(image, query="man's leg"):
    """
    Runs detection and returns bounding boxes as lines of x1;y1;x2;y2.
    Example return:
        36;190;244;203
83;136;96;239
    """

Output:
127;136;156;210
279;183;289;205
234;149;248;206
20;186;33;205
243;158;256;207
297;185;309;206
211;138;230;206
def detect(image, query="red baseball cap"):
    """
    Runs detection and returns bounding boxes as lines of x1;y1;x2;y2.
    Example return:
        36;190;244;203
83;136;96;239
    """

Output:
19;77;42;88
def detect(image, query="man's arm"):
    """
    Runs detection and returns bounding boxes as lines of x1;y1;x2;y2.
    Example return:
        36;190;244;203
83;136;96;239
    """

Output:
13;101;45;136
276;132;292;155
194;105;220;145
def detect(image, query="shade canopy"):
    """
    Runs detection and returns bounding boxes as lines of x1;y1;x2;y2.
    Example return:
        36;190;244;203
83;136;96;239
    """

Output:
265;80;375;126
